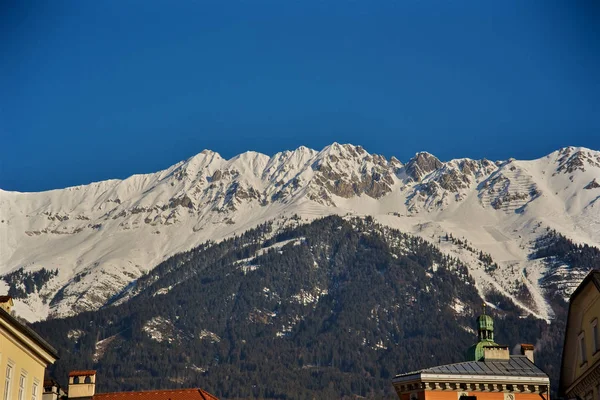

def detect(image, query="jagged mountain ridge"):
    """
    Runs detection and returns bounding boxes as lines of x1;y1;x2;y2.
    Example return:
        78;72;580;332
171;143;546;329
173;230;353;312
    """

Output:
1;144;599;321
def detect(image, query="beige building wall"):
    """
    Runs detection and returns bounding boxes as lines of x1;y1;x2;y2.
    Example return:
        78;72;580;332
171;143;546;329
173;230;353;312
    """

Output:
0;325;46;400
68;373;96;398
576;284;600;373
561;276;600;400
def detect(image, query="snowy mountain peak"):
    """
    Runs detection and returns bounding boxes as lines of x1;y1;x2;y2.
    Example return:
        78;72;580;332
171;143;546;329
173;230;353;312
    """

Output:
2;143;600;322
555;146;600;174
405;152;443;181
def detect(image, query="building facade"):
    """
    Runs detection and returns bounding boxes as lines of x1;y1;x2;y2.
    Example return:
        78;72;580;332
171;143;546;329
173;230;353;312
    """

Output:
560;270;600;400
393;309;550;400
0;296;59;400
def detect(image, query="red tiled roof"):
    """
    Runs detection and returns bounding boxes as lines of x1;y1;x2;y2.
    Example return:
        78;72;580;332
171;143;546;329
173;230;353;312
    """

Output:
93;388;218;400
0;296;13;302
521;343;535;350
69;370;97;377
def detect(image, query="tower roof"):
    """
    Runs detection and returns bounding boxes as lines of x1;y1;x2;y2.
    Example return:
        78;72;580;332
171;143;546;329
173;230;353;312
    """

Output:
477;313;493;329
467;305;498;361
466;341;499;361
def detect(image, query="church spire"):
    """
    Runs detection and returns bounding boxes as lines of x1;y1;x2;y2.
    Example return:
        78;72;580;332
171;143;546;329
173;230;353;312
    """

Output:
477;303;494;341
466;303;499;361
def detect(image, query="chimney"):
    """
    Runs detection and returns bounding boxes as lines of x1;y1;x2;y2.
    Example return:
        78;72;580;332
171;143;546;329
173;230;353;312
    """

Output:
68;370;96;398
42;379;66;400
521;343;535;363
0;296;14;314
483;345;510;360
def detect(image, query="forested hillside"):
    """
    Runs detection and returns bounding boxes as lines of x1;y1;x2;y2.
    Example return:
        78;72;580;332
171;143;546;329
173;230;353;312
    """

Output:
34;216;564;399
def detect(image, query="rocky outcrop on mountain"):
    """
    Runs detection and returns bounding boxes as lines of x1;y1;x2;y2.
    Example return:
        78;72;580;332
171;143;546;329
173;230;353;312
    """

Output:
308;143;397;202
405;158;499;212
556;147;600;174
490;192;530;210
404;152;443;182
478;161;541;212
584;179;600;190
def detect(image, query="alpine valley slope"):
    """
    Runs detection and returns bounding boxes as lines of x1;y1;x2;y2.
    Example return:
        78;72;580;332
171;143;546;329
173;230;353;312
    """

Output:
1;144;599;322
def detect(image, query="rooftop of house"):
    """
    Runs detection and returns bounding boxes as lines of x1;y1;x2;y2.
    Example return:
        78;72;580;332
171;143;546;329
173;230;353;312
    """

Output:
69;370;97;377
568;269;600;302
394;355;548;380
92;388;219;400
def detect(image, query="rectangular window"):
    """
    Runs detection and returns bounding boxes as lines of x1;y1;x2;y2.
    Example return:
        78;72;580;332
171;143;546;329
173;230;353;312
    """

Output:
593;319;599;353
580;332;588;365
18;373;26;400
31;382;38;400
3;364;13;400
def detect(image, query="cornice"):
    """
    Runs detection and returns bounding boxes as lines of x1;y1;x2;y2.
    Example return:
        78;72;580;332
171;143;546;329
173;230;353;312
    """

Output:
565;361;600;398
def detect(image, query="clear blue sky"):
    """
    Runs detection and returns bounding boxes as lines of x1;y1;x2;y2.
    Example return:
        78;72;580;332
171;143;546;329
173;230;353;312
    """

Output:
1;1;598;192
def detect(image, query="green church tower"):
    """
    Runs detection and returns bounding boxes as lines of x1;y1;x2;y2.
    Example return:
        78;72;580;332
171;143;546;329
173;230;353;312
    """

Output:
466;304;499;361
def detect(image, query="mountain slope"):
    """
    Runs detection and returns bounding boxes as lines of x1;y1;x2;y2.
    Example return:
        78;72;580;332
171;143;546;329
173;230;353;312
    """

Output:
33;216;561;399
1;144;600;321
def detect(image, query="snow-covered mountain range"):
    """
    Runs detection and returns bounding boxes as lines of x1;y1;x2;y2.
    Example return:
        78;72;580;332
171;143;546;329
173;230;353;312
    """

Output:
1;144;599;321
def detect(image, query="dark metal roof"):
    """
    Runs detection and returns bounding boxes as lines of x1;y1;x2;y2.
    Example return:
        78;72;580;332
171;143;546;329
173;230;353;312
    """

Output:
0;307;59;359
396;355;548;378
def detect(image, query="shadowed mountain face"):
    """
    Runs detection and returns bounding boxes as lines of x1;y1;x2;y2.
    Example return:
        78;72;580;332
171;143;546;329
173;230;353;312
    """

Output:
404;152;443;182
33;216;564;399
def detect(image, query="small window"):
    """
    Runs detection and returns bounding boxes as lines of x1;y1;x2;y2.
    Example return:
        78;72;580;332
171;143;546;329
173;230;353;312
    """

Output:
73;376;80;384
18;373;26;400
31;382;38;400
580;332;588;365
593;319;599;353
4;364;13;400
84;376;92;384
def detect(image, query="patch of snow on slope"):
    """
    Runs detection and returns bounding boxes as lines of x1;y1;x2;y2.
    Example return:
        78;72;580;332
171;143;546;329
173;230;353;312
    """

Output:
291;288;328;306
142;316;177;343
152;286;174;297
198;329;221;343
93;335;117;362
451;299;465;314
67;329;85;341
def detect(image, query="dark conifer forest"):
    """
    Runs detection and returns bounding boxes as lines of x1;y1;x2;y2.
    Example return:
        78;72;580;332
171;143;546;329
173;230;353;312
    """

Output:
31;216;594;399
